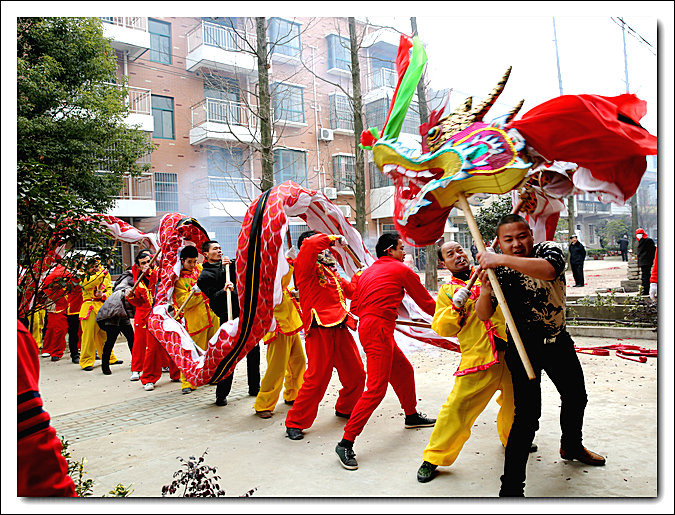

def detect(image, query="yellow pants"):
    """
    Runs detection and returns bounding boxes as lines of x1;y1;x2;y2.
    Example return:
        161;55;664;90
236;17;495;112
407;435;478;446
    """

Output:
180;325;214;391
253;332;306;412
422;353;514;467
79;314;118;369
30;310;46;349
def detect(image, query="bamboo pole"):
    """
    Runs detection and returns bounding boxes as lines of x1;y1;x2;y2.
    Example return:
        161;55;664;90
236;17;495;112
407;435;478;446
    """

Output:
225;263;233;322
456;193;535;380
395;320;432;329
344;244;363;269
128;250;161;295
174;289;195;320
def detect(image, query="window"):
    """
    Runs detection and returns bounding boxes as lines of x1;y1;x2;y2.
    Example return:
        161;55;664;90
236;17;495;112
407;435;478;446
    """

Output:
272;83;305;123
365;98;388;131
370;47;396;89
329;94;353;131
333;155;355;192
274;149;307;186
207;146;248;201
154;172;178;212
402;102;420;135
268;18;301;58
149;18;171;64
326;34;350;72
369;161;393;189
204;77;241;125
152;95;174;139
212;223;242;259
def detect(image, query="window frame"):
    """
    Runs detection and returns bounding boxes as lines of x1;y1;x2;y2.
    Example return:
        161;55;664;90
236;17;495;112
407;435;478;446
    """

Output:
273;148;307;186
268;17;302;59
326;34;351;73
148;18;172;65
206;146;248;201
332;154;355;193
272;82;306;124
154;171;179;212
151;95;175;140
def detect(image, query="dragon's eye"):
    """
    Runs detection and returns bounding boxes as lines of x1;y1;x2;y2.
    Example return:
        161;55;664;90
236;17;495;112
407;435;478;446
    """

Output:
427;126;443;146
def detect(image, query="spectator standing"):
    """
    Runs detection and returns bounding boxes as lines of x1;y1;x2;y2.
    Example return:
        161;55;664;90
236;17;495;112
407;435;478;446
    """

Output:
568;235;586;287
617;235;629;262
636;228;656;295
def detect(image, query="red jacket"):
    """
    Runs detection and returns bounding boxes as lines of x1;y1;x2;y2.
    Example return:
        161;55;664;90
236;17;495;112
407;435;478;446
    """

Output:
293;233;359;332
43;264;76;314
17;320;77;497
126;265;158;328
352;256;436;322
650;248;657;284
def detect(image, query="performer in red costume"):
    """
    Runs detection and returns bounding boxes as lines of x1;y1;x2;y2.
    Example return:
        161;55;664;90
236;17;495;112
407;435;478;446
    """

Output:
17;319;77;497
40;264;76;361
335;231;437;470
126;250;180;390
284;231;366;441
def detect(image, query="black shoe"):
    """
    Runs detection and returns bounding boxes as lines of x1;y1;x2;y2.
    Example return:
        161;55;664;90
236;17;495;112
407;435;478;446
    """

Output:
335;410;350;419
102;368;112;376
560;446;606;466
249;390;260;397
284;399;295;406
286;427;304;440
110;360;124;366
162;367;170;372
83;366;94;371
530;443;538;453
71;355;80;364
417;461;438;483
499;475;525;497
405;412;436;428
335;444;358;470
215;398;228;406
50;356;60;362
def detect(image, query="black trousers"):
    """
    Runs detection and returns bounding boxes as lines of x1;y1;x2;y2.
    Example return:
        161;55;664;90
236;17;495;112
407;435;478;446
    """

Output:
620;250;628;261
215;344;261;400
640;265;652;294
571;263;584;286
66;314;81;359
500;330;588;494
100;324;135;373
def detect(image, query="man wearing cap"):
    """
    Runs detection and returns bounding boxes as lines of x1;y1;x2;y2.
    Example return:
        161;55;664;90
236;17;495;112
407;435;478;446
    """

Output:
636;228;656;295
568;235;586;288
617;235;629;262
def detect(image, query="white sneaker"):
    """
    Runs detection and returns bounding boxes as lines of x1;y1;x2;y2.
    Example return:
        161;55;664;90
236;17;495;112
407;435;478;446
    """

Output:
143;382;155;391
130;371;140;381
41;352;50;358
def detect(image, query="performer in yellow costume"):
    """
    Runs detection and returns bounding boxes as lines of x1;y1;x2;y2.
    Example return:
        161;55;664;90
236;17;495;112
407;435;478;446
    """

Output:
416;241;513;483
253;254;306;418
31;309;46;351
173;245;219;394
79;262;120;371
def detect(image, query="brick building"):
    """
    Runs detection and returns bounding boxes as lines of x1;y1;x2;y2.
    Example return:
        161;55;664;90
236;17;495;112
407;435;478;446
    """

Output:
100;16;431;268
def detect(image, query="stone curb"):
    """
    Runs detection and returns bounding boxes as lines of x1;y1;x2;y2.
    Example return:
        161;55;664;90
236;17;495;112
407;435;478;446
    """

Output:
567;325;657;340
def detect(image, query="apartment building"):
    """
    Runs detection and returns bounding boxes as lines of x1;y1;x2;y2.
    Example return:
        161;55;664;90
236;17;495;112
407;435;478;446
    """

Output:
100;16;431;267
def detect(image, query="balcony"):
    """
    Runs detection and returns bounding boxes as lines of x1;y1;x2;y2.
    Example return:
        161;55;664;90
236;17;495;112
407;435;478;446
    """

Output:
100;17;150;60
190;176;256;219
370;68;396;90
185;21;257;75
106;172;156;218
107;83;153;132
190;98;273;145
576;199;611;214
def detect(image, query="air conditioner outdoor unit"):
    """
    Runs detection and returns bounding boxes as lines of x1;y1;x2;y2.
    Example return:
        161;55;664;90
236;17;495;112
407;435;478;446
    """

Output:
318;127;334;141
337;204;351;218
323;187;338;200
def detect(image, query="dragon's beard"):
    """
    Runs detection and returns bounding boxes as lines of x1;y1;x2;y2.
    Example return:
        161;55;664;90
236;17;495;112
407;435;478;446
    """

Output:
317;250;337;269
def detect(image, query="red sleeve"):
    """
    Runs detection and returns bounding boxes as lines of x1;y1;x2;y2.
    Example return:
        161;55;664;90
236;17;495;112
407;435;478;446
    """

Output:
650;249;657;283
339;271;360;299
17;320;77;497
402;266;436;316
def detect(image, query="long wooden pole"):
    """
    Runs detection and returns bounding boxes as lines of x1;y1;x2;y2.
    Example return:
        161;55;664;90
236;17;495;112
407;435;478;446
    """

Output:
129;250;161;295
225;263;233;321
456;193;535;380
174;289;195;320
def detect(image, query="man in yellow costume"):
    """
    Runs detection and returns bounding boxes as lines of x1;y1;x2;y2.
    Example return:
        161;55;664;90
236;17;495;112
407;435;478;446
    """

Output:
253;250;306;418
79;261;121;371
416;241;514;483
173;245;219;394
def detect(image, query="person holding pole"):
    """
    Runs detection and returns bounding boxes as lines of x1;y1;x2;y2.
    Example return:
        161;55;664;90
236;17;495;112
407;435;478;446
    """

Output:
476;213;605;497
197;240;260;406
173;245;219;394
336;232;437;470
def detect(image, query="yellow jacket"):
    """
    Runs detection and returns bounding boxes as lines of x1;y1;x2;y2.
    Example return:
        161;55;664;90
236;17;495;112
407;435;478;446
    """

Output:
263;260;303;344
79;267;112;320
173;263;218;336
432;271;507;376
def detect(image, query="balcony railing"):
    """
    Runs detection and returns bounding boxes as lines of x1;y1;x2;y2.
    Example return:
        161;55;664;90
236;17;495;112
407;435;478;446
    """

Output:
208;176;251;202
103;83;152;116
187;20;253;53
371;67;396;89
577;199;611;214
100;17;148;32
191;97;271;130
118;172;153;200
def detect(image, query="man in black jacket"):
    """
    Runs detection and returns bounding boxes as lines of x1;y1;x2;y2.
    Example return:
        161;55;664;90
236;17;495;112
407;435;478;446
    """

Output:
635;228;656;295
568;235;586;287
197;240;260;406
617;235;629;262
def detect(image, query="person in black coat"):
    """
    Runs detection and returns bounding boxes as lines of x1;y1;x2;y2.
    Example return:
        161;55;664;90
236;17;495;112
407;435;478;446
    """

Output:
97;268;135;375
568;235;586;287
617;235;629;262
635;228;656;295
197;240;260;406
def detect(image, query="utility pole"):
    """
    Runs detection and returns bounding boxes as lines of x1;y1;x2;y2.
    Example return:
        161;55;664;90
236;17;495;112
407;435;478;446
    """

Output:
553;17;576;248
410;17;438;291
621;17;640;255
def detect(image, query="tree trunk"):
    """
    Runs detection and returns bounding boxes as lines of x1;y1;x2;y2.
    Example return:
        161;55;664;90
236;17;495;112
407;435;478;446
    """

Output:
348;17;366;236
256;17;274;192
411;17;438;291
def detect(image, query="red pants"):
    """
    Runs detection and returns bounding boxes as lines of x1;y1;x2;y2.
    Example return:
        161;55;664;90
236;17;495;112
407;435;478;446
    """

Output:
285;326;365;430
130;320;147;373
137;325;179;385
41;312;69;358
343;315;417;442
